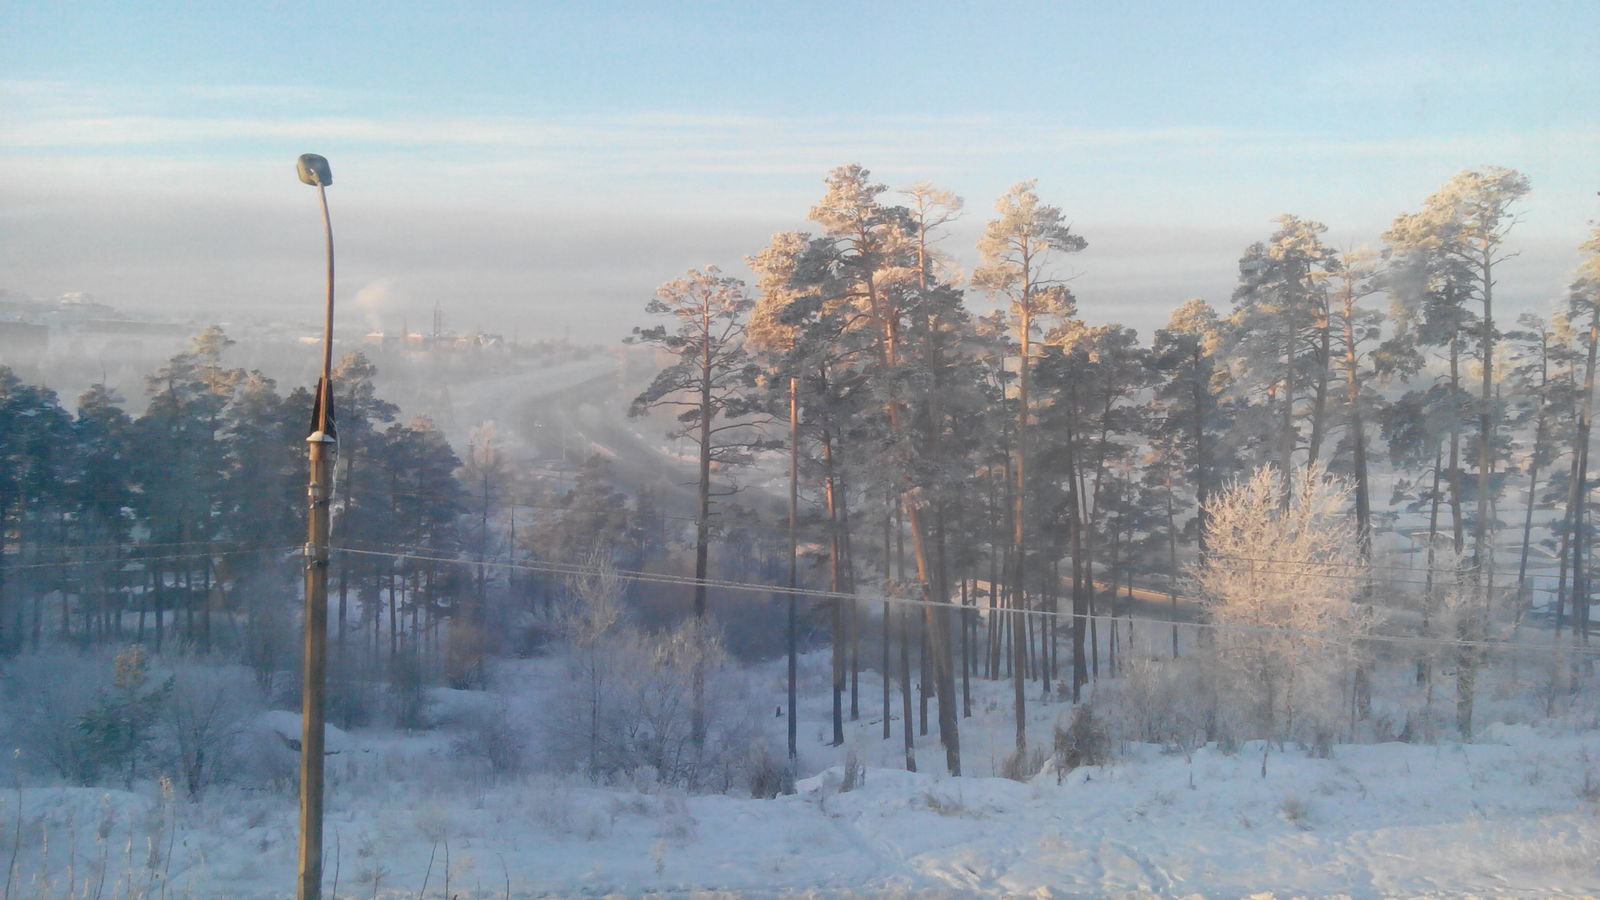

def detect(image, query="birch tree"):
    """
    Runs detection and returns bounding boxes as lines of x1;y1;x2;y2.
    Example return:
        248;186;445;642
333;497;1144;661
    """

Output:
1193;464;1373;743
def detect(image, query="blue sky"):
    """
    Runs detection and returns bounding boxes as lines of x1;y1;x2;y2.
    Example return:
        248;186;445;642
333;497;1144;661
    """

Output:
3;0;1597;342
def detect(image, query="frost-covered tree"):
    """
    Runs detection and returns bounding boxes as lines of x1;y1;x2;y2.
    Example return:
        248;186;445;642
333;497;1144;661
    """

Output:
0;372;74;652
1193;465;1373;743
330;352;399;650
1504;314;1577;604
804;164;965;773
1148;298;1247;557
1035;320;1150;694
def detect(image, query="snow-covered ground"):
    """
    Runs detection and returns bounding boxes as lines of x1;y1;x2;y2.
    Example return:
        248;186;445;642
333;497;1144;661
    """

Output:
5;650;1598;899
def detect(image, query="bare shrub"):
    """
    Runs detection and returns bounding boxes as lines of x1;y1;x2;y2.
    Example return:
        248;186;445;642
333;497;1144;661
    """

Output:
238;577;298;696
443;619;486;690
326;647;381;730
525;774;578;833
1279;791;1311;828
387;645;429;730
541;558;761;791
920;788;976;818
1000;746;1048;782
653;792;696;842
160;662;261;796
747;751;792;799
839;747;863;793
1307;725;1336;759
451;699;526;778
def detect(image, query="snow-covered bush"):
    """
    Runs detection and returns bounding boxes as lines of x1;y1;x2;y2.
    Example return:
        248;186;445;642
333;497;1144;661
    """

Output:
747;748;793;798
543;616;759;790
1112;656;1213;752
1;649;105;782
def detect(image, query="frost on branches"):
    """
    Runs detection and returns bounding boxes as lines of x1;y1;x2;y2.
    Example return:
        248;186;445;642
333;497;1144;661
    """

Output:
1193;465;1375;746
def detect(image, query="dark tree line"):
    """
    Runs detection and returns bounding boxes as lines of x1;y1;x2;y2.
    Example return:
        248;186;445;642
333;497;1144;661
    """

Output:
0;328;471;672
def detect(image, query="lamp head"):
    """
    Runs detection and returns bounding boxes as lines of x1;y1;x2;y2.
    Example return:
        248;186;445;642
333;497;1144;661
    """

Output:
296;154;332;187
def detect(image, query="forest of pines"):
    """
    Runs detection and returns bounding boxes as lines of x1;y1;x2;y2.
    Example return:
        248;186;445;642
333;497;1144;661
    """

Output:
2;162;1597;796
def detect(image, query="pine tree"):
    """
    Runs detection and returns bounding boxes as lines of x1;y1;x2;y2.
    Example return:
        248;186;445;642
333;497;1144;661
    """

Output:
1228;215;1340;488
629;266;770;746
807;164;964;773
1559;227;1600;653
71;383;135;642
1149;299;1237;554
972;179;1085;747
1386;168;1529;734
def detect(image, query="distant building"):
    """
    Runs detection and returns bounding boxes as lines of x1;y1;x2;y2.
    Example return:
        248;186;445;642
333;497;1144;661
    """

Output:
57;292;119;319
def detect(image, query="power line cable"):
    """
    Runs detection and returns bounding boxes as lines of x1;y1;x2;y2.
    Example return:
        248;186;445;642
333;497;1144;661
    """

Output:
3;545;297;572
332;544;1600;657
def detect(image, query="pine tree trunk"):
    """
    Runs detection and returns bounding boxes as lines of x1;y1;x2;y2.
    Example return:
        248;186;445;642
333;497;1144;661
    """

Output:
1517;337;1549;609
1307;307;1332;466
882;509;891;741
787;375;800;763
1563;306;1598;666
960;577;971;717
1449;332;1466;554
826;421;860;722
1011;309;1030;752
822;427;845;746
1477;250;1497;615
1191;342;1213;553
1281;297;1299;490
690;312;714;749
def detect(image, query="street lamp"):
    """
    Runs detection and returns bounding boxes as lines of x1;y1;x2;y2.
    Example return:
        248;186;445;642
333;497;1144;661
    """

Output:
296;152;335;900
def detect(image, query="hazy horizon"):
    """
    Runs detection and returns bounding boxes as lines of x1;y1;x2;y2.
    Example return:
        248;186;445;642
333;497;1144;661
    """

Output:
3;1;1596;345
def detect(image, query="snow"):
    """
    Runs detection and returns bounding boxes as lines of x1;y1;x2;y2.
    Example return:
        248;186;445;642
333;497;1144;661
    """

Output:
5;650;1599;899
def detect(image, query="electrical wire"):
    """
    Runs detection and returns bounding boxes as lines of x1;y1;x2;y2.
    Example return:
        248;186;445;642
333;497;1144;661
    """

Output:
331;544;1600;658
2;545;298;572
